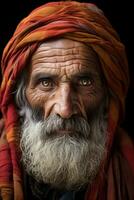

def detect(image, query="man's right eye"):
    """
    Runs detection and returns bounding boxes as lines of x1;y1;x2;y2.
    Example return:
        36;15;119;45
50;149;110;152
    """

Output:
39;78;54;88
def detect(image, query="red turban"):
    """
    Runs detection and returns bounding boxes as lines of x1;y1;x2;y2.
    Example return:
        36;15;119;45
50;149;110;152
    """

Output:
0;1;134;200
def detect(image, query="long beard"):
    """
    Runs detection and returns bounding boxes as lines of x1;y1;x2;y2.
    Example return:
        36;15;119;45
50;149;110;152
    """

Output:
20;105;107;190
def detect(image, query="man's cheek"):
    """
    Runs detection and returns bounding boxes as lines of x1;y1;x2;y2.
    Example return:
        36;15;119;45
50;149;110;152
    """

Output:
82;98;102;120
26;88;47;107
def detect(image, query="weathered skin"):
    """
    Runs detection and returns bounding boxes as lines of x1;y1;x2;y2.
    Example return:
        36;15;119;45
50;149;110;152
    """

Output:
26;38;105;123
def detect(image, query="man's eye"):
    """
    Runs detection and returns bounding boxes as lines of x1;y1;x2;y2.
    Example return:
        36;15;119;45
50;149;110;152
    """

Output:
40;79;53;87
78;78;92;86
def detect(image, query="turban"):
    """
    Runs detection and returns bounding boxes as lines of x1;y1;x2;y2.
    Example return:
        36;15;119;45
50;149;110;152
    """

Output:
0;1;134;200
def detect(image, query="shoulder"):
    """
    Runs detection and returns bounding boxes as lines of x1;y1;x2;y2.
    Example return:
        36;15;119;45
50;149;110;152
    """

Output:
106;129;134;199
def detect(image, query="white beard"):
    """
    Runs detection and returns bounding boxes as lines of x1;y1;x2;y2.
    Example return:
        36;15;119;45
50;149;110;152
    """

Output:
20;105;107;190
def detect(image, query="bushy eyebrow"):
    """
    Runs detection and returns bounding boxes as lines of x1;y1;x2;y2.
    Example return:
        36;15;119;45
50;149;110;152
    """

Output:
30;72;58;85
30;70;100;85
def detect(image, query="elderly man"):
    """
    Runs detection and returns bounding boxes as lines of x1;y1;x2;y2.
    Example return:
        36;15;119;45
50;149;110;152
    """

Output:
0;1;134;200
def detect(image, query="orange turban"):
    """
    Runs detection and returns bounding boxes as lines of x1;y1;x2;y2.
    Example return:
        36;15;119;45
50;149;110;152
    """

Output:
0;1;134;200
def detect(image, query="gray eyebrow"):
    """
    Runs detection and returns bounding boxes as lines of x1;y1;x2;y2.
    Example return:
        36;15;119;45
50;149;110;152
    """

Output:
31;72;58;82
31;70;99;81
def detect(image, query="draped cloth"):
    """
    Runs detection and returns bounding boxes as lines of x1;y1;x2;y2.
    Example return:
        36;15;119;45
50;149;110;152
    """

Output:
0;1;134;199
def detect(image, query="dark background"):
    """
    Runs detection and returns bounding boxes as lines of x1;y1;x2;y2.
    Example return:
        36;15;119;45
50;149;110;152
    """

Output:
0;0;133;136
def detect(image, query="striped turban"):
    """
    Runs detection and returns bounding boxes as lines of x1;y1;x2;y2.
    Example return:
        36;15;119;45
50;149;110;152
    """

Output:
0;1;134;200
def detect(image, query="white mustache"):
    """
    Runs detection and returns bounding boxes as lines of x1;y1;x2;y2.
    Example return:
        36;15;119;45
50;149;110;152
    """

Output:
39;114;90;139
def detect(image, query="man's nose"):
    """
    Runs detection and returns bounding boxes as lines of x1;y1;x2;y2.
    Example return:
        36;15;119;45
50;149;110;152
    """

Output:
54;84;78;119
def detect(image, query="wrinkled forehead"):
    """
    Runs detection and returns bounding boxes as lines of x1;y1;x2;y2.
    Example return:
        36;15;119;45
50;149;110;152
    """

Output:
31;38;99;63
29;38;102;77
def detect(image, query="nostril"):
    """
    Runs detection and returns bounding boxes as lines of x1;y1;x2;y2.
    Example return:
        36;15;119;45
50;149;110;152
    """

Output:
59;108;73;119
57;103;80;119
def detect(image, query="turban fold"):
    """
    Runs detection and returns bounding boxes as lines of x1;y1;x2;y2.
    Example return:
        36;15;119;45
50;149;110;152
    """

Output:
0;1;134;200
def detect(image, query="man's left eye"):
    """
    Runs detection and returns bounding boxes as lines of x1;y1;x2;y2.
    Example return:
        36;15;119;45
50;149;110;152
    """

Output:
78;78;92;86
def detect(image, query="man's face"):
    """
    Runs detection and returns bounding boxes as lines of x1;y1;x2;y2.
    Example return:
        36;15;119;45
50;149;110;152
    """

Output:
19;38;107;190
26;38;105;121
